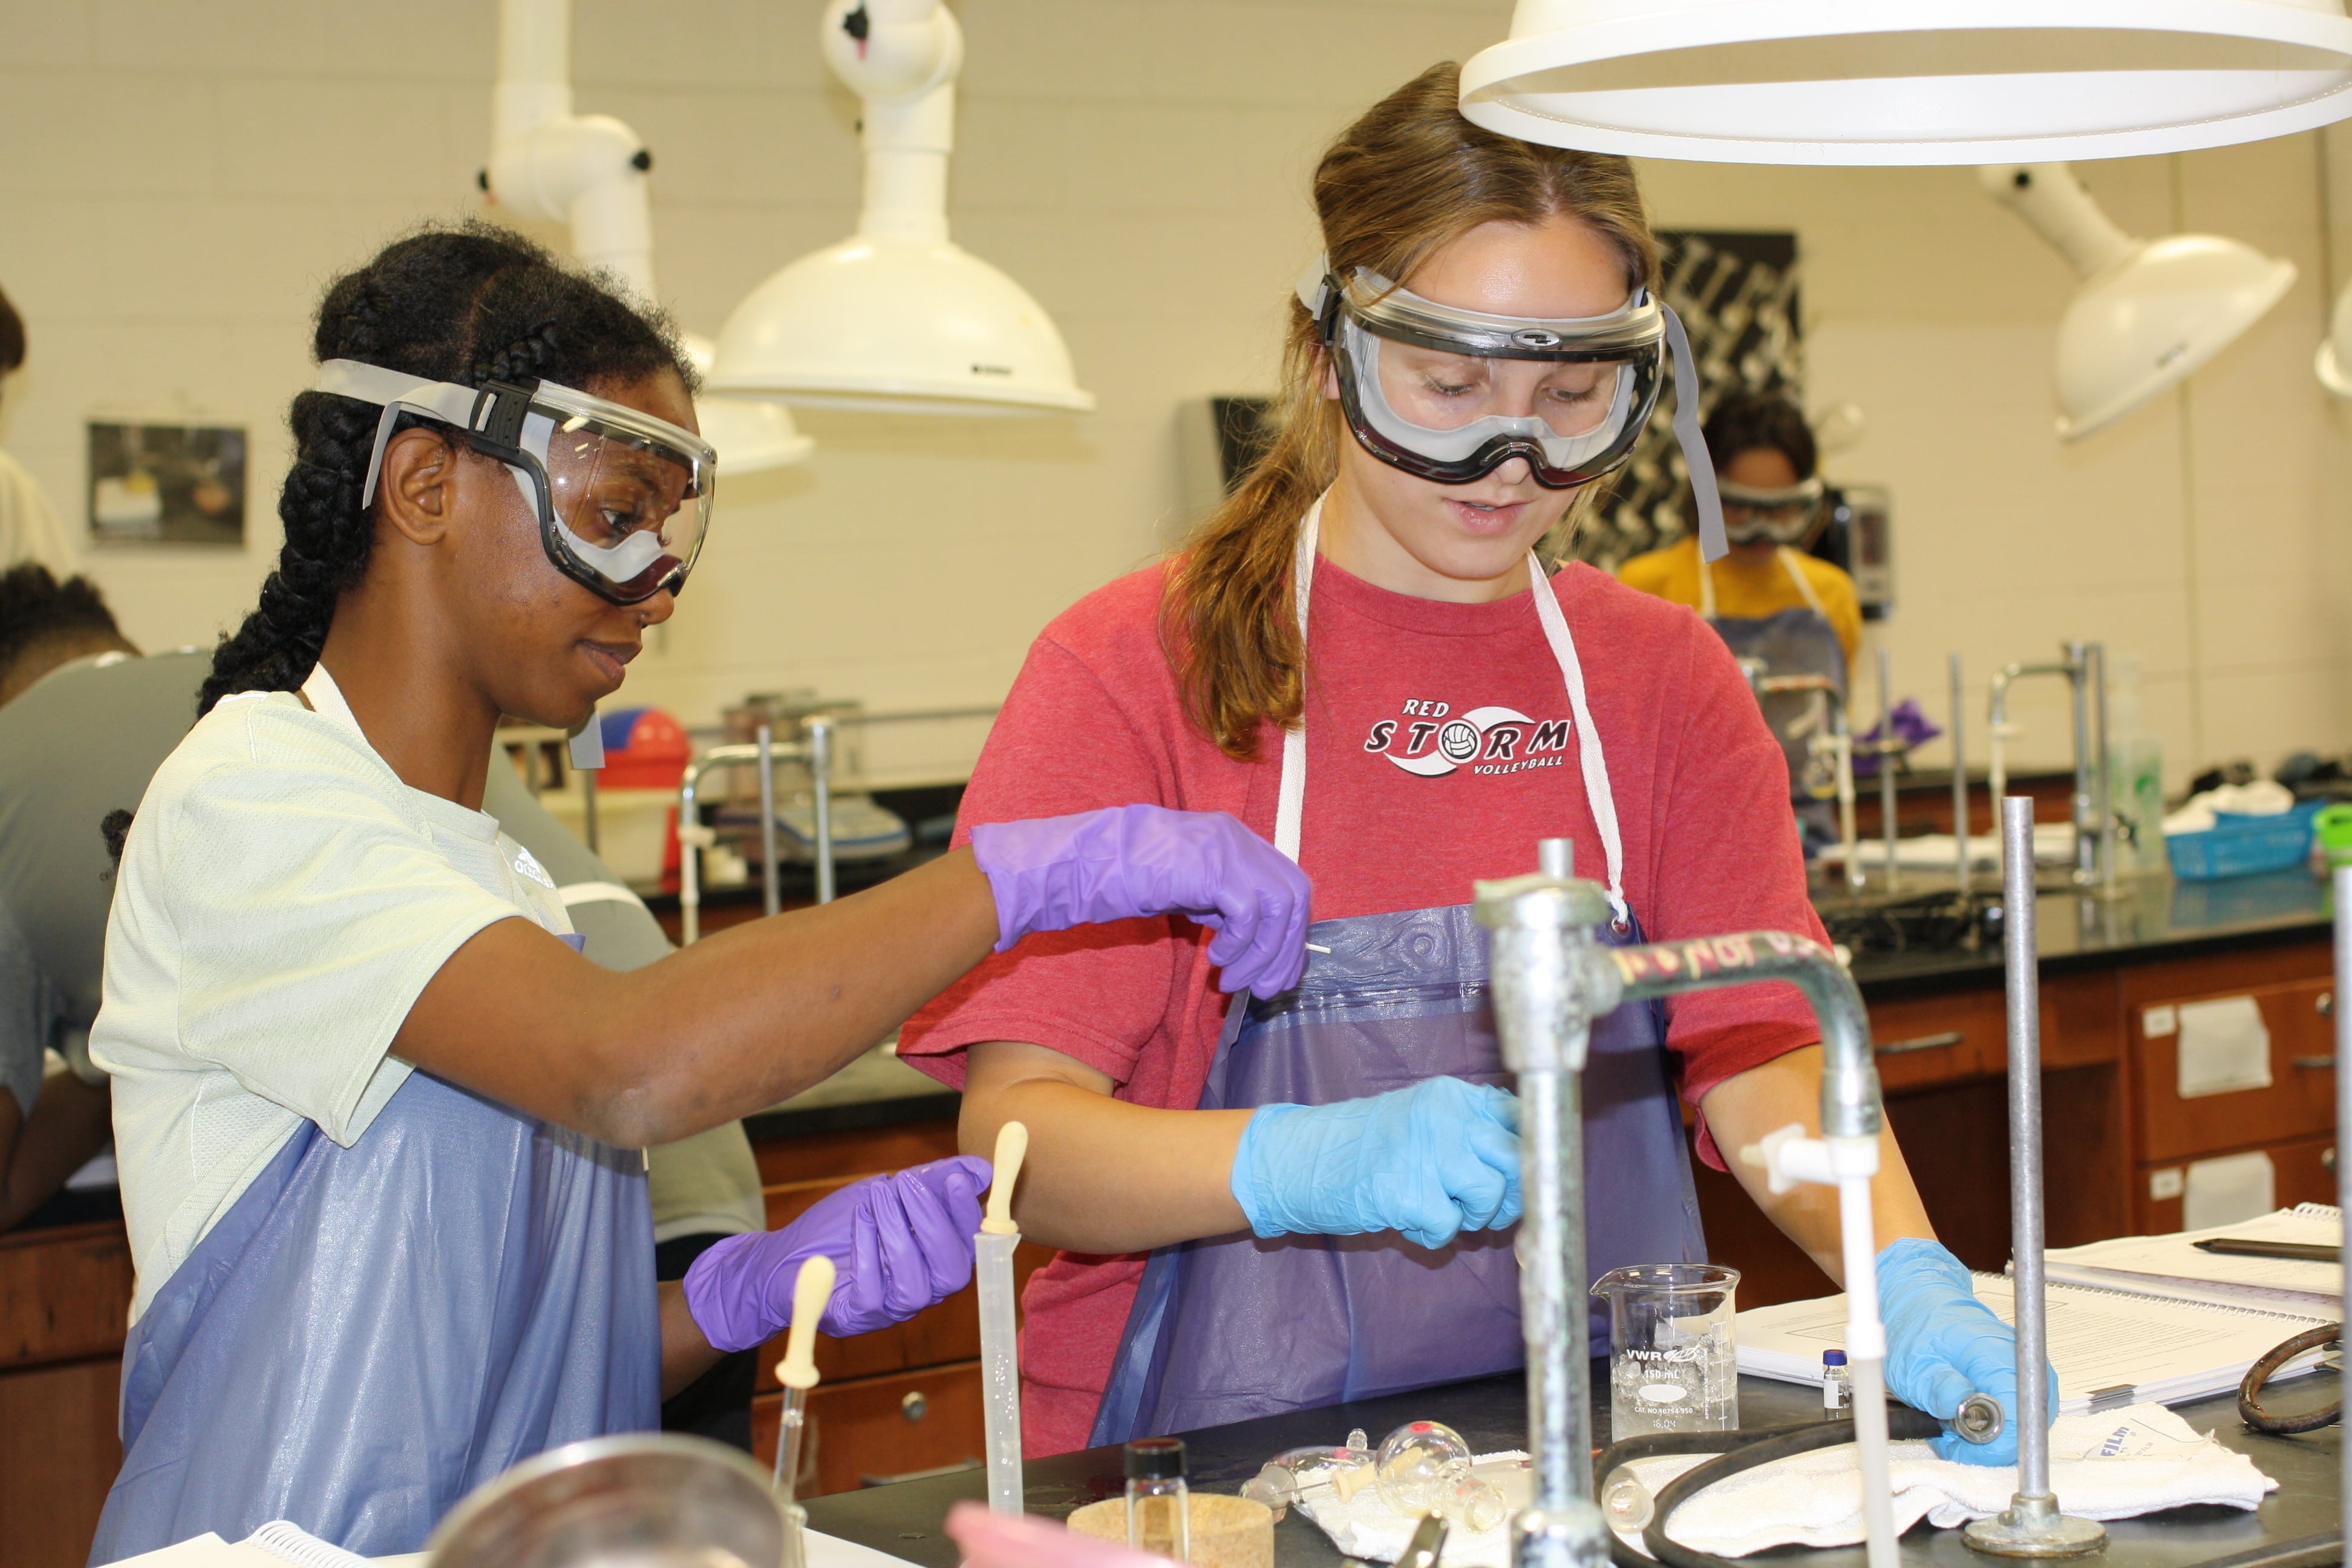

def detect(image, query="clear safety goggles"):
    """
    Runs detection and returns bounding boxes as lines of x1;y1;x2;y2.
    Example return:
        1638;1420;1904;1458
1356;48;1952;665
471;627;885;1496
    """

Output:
315;359;716;606
1298;263;1726;560
1717;475;1826;548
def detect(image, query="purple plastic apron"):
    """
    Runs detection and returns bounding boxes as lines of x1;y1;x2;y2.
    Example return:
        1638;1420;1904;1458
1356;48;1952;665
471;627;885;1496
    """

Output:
1089;501;1707;1445
1699;549;1849;811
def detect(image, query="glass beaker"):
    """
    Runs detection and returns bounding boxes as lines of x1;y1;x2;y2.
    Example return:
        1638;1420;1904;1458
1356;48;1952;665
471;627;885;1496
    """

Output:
1592;1263;1740;1437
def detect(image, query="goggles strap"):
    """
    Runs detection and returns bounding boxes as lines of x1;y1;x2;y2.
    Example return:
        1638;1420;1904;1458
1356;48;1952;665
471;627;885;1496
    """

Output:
315;359;498;509
1661;305;1725;563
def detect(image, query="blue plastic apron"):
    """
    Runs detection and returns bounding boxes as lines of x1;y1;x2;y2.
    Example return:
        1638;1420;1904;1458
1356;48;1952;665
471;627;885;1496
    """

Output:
1089;502;1707;1445
88;673;659;1565
1698;548;1848;808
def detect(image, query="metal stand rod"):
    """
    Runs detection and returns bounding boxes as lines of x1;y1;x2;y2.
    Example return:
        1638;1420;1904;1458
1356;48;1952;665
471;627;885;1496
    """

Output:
757;723;780;920
2337;864;2351;1536
2063;642;2097;889
1949;653;1969;901
1477;841;1609;1568
1964;796;2105;1558
2089;644;2114;897
809;717;836;906
1878;648;1899;895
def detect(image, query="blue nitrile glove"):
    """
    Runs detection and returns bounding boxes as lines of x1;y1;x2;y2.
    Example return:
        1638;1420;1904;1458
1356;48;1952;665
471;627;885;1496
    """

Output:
1230;1077;1521;1250
1879;1237;2058;1465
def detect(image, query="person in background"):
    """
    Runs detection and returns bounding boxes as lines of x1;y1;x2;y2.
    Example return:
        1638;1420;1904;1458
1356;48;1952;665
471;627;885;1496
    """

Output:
0;565;147;1230
901;65;2033;1469
1617;391;1860;844
1616;389;1859;671
0;286;78;576
0;563;773;1445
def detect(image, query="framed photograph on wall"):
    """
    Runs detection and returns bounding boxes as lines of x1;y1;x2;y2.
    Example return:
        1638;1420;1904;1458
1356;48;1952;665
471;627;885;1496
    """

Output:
87;419;247;546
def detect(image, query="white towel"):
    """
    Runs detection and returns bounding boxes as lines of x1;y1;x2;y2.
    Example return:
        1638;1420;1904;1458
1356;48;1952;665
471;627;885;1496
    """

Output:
1294;1451;1533;1568
1613;1406;2274;1560
1292;1408;2274;1567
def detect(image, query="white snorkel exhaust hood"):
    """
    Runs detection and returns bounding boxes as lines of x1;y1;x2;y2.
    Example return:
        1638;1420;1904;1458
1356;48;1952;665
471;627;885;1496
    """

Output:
485;0;812;471
708;0;1094;416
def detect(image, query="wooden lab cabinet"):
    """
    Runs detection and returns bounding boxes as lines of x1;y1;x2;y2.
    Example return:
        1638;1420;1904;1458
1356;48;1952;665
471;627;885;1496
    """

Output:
1;1218;135;1568
1695;965;2128;1311
746;1116;1050;1498
2119;945;2337;1233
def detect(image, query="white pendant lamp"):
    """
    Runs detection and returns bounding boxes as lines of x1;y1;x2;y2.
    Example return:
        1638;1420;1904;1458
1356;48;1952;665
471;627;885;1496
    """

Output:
485;0;811;471
1460;1;2352;166
1980;164;2296;439
709;0;1093;416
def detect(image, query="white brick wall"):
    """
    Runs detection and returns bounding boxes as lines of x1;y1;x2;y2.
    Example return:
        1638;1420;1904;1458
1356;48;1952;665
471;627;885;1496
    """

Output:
2;0;2345;789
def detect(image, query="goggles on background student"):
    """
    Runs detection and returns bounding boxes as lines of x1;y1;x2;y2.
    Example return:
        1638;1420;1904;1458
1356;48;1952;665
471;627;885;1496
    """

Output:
1296;260;1726;559
315;359;716;606
1717;474;1827;548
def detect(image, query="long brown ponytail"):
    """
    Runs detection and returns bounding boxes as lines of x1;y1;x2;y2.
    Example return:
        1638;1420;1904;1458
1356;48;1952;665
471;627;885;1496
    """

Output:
1161;62;1659;760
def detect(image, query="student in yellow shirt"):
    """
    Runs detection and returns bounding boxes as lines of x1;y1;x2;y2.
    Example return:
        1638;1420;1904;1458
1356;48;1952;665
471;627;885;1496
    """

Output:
1616;390;1860;666
1618;391;1858;841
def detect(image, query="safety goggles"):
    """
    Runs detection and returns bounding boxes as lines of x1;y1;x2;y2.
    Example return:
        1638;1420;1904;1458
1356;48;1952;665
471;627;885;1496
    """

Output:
1298;262;1726;560
315;359;716;606
1717;475;1826;548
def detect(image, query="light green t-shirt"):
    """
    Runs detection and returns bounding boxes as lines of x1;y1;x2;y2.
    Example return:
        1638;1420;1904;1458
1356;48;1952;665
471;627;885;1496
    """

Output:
94;667;573;1319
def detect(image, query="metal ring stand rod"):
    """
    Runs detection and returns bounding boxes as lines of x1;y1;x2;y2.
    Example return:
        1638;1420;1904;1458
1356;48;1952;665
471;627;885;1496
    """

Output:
2337;863;2351;1527
1878;648;1900;897
1963;796;2106;1557
1950;653;1970;901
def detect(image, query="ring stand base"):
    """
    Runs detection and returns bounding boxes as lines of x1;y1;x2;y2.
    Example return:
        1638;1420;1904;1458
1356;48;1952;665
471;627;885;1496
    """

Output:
1964;1495;2108;1557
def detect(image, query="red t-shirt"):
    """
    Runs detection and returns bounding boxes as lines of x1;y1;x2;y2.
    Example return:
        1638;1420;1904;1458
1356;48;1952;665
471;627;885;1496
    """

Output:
900;555;1828;1455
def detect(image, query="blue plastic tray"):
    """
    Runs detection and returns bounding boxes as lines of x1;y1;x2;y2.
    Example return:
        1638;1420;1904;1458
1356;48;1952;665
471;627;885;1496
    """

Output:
2166;801;2321;881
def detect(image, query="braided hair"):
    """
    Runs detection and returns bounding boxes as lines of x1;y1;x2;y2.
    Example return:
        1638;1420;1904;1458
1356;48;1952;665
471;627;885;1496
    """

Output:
200;223;694;715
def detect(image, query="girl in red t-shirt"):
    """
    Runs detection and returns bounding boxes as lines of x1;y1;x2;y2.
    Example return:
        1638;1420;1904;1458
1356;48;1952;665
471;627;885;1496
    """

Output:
903;64;2031;1465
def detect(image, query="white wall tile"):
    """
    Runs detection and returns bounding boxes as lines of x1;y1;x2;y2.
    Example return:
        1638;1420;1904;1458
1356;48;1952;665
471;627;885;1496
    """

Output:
0;0;2343;789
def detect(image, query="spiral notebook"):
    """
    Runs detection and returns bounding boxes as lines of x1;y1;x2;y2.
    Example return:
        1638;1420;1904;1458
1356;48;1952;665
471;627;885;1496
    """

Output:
2042;1204;2342;1314
1736;1272;2332;1416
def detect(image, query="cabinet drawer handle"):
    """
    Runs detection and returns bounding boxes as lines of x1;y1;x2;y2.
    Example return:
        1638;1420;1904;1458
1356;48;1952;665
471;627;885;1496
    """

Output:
2292;1055;2337;1070
2319;993;2333;1017
1877;1031;1965;1057
901;1390;929;1422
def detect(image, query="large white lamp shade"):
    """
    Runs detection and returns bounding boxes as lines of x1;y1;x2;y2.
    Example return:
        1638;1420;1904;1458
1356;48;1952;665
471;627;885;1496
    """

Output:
711;0;1093;416
1460;1;2352;166
1981;165;2296;439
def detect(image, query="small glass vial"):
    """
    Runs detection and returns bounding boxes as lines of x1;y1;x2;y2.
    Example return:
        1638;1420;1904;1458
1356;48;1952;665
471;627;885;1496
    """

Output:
1125;1436;1191;1561
1821;1349;1851;1420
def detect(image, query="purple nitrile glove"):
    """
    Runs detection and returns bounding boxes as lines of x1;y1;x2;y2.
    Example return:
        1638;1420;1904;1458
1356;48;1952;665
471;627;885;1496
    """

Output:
682;1155;991;1353
969;804;1312;998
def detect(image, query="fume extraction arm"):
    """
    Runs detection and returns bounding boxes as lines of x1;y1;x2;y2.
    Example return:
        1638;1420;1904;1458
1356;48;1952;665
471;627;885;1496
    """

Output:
1978;163;2295;440
710;0;1094;416
1459;1;2352;166
483;0;813;472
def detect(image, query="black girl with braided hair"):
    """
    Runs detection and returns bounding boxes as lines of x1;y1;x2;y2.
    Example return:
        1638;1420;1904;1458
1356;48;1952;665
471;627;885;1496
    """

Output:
87;224;1308;1562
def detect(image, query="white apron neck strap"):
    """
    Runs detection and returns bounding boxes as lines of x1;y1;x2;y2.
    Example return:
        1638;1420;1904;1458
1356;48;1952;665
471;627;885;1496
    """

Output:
1272;497;1322;864
1777;546;1830;618
1697;547;1719;621
1529;552;1630;928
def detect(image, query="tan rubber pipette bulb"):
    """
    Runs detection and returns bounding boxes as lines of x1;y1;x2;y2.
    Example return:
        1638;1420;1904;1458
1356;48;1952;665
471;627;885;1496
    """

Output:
776;1254;836;1391
983;1122;1028;1236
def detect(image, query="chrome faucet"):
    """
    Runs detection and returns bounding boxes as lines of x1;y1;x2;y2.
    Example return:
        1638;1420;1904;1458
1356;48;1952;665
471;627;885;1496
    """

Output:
1477;840;1901;1568
1986;642;2112;893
